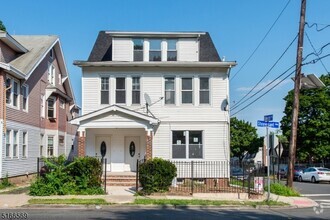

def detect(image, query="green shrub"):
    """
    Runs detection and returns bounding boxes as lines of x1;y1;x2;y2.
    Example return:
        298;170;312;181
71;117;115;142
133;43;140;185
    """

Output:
0;173;13;189
139;158;177;194
29;155;104;196
264;183;300;197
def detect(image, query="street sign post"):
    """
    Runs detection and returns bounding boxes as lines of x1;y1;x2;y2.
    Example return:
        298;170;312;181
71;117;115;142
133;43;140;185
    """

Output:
257;115;279;201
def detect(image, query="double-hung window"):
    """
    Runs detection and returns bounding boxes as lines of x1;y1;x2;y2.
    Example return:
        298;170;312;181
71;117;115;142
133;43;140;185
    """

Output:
6;78;11;104
47;97;56;119
199;77;210;104
40;134;44;157
48;64;55;86
13;130;18;158
167;39;177;61
165;77;175;104
22;85;28;111
6;78;19;108
182;78;193;104
5;130;11;157
100;77;109;104
132;77;140;104
47;136;54;157
116;78;126;104
13;81;19;107
172;131;203;159
22;132;27;158
133;39;143;61
149;39;162;61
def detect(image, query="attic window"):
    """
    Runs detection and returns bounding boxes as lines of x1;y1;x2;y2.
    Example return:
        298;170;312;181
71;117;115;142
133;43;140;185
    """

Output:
50;48;54;59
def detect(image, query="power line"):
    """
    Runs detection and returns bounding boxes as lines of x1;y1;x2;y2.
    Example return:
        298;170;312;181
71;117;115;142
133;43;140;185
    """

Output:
231;34;298;110
306;22;330;32
230;0;292;81
305;32;329;73
230;52;330;116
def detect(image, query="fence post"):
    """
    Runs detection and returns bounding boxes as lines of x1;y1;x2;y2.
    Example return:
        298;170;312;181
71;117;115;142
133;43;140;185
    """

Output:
248;167;251;198
104;158;107;193
191;160;194;195
37;157;40;177
136;159;139;192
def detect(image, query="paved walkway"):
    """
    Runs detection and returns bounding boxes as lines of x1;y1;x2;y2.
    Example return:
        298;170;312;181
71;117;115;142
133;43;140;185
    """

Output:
0;186;318;209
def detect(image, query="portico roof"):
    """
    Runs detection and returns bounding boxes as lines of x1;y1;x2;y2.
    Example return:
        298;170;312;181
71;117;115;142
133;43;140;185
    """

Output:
70;104;160;126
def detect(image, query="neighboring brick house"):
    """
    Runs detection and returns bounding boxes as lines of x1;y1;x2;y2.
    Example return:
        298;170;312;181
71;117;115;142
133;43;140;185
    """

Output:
72;31;236;176
0;31;79;181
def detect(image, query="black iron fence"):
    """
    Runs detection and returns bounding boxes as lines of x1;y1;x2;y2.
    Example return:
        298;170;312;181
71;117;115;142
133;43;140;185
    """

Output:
136;159;266;197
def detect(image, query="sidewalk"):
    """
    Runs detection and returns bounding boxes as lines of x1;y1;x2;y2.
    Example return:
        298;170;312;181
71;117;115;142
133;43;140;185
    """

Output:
0;186;318;209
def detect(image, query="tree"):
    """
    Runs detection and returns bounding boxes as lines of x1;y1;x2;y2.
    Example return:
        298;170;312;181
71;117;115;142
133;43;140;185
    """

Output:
281;74;330;163
0;20;6;32
230;117;262;162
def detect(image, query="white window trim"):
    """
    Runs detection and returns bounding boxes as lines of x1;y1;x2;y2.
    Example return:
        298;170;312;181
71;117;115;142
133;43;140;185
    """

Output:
48;62;56;86
22;84;29;112
132;76;141;105
6;77;20;109
22;131;28;158
13;130;19;159
5;129;11;158
47;96;56;119
164;76;176;106
171;130;204;160
199;77;211;106
181;77;194;105
58;73;62;85
41;94;45;118
47;136;54;157
100;76;110;105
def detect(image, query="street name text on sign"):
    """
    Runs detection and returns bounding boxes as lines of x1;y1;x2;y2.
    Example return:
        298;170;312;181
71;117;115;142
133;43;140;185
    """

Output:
264;115;273;122
257;120;279;128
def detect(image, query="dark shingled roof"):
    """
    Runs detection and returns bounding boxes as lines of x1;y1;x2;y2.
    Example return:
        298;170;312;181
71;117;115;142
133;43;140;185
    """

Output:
88;31;221;62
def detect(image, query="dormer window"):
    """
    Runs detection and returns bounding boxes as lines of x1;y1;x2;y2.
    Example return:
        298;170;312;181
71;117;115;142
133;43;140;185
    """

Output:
149;39;162;61
50;48;54;59
133;39;143;61
48;63;55;86
167;39;177;61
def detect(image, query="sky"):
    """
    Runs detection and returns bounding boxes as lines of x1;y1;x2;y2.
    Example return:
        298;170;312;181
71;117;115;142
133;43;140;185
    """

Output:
1;0;330;136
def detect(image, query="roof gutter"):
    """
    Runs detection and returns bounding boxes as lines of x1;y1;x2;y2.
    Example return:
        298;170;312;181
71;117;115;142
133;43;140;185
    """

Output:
0;62;26;79
0;32;28;53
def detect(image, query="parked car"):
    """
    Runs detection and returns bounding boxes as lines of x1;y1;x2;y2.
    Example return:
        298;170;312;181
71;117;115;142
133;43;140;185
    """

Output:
278;165;307;180
298;167;330;183
231;167;248;180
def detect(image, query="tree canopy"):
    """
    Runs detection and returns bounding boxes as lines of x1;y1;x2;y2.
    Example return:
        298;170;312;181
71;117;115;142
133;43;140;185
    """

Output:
281;74;330;162
230;117;262;160
0;20;6;31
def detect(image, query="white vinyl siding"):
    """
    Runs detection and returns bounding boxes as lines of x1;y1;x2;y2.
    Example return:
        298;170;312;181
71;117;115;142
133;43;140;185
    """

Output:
177;38;199;61
112;38;133;61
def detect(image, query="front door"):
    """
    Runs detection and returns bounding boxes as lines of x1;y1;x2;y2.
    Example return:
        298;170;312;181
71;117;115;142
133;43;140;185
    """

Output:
125;136;140;171
95;136;111;171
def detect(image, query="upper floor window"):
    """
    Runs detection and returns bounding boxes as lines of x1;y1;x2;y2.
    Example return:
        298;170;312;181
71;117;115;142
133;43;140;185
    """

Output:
149;39;162;61
60;99;65;109
6;78;19;108
47;97;56;119
199;77;210;104
132;77;140;104
116;77;126;104
165;77;175;104
6;78;11;104
22;85;28;111
182;78;193;104
100;77;109;104
133;39;143;61
13;81;19;107
40;134;44;157
167;39;177;61
50;48;54;59
48;64;55;86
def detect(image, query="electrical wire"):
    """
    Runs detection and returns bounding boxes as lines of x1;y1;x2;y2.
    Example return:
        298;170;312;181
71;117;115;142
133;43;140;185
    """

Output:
230;0;292;81
231;34;298;110
306;22;330;32
305;32;329;73
230;52;330;116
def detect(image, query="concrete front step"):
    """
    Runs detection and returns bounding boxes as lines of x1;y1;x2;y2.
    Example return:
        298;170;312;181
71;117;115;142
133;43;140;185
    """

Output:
106;182;136;186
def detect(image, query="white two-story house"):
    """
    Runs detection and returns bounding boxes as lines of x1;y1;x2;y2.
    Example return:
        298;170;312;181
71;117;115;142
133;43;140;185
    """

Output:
72;31;236;173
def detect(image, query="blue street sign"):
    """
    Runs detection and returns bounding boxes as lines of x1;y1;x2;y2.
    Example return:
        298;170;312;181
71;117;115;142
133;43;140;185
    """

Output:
264;115;273;122
257;120;279;128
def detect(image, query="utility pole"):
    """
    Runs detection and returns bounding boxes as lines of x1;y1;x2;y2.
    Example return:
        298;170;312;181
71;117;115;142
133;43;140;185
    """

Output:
287;0;306;188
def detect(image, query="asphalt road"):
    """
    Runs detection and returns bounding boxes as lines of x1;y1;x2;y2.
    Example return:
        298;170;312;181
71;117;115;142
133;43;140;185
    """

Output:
293;181;330;211
1;207;329;220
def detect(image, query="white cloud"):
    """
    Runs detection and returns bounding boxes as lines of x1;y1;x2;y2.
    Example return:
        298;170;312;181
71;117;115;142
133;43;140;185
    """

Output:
236;79;292;92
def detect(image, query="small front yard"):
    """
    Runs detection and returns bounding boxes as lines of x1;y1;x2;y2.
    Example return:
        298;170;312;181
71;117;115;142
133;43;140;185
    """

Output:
28;198;108;205
264;183;300;197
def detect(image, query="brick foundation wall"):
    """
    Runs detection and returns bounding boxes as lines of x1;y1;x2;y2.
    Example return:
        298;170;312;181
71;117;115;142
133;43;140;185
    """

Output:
205;178;229;188
3;173;37;186
145;132;153;160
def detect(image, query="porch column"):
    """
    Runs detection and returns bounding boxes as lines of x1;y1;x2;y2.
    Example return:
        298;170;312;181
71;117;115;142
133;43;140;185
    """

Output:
145;130;153;160
77;130;86;157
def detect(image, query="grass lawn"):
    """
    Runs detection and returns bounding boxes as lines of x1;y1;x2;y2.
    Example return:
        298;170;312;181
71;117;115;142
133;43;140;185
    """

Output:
134;198;288;207
264;183;301;197
28;198;109;205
